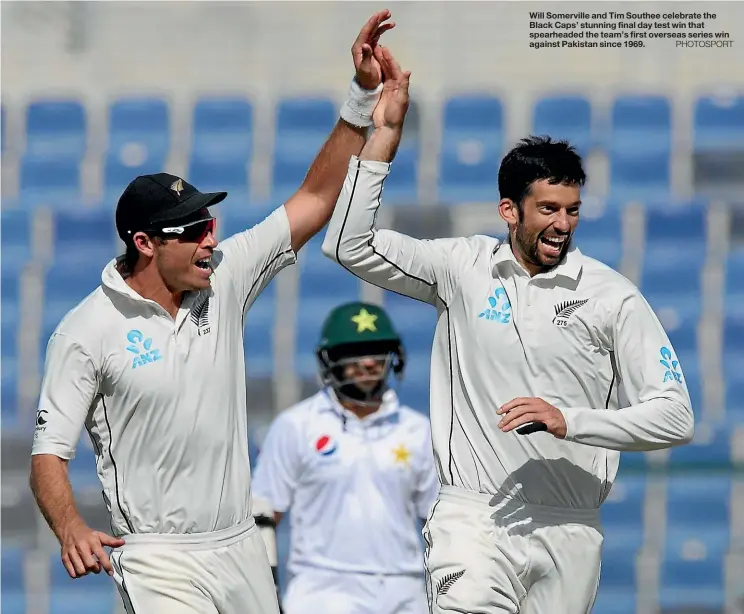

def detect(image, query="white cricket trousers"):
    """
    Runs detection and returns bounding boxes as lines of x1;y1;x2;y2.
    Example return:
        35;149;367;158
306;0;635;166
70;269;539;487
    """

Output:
423;486;603;614
110;520;280;614
283;567;428;614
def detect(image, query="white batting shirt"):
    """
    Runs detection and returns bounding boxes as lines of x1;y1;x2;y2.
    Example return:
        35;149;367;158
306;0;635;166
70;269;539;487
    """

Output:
32;206;296;539
321;157;694;511
252;388;438;575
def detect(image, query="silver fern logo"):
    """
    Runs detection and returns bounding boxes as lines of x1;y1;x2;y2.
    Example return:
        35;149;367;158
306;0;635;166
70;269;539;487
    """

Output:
553;299;589;328
191;295;211;336
436;569;465;597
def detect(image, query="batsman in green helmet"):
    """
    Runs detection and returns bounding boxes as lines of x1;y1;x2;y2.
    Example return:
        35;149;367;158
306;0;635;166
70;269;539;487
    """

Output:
251;301;438;614
316;301;406;409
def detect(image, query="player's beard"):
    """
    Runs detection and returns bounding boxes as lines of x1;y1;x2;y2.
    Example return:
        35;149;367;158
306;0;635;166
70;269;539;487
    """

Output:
513;221;571;272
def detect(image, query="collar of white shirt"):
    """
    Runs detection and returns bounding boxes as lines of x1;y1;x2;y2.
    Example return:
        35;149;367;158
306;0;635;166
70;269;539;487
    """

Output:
491;239;583;282
320;387;401;429
101;258;200;320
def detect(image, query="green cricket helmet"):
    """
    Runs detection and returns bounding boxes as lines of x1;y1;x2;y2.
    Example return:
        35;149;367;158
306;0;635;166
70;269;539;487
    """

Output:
316;302;405;405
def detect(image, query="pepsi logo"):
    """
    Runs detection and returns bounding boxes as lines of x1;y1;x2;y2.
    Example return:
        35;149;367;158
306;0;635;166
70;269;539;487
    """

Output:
315;435;338;457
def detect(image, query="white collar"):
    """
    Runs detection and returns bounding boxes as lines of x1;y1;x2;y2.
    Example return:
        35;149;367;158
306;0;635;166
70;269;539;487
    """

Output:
491;239;583;282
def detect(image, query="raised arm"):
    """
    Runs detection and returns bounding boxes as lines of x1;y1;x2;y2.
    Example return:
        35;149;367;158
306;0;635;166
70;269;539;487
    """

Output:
322;47;468;307
283;10;394;253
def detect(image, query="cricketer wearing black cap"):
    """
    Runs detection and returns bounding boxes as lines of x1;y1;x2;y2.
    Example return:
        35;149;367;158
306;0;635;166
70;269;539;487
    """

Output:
30;12;395;614
115;172;226;244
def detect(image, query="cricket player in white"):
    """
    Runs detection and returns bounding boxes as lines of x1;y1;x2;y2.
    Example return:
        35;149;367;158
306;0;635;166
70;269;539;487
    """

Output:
29;11;398;614
252;302;438;614
321;49;694;613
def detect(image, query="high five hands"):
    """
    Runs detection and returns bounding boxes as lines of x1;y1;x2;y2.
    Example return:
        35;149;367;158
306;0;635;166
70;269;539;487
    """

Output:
372;45;411;131
352;10;396;91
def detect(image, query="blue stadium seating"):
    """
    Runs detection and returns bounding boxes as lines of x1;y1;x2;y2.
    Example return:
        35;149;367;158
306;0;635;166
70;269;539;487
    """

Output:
1;210;32;270
298;243;359;301
218;205;277;242
396;355;430;414
723;319;744;423
294;301;330;379
573;211;622;269
724;251;744;317
609;95;672;155
1;310;17;361
725;378;744;425
102;97;170;206
668;423;731;468
666;324;697;356
49;554;117;614
276;511;291;597
41;264;103;353
643;205;707;269
1;261;20;427
601;475;646;532
68;438;101;491
188;158;249;209
243;284;276;378
593;529;642;614
607;96;672;203
102;153;166;207
107;97;170;161
25;99;87;161
609;149;670;204
532;95;593;156
722;318;744;368
4;86;744;614
191;96;253;162
53;210;118;267
294;248;360;376
382;292;437;356
693;95;744;152
272;97;336;205
1;547;25;614
665;475;730;530
438;95;503;204
1;358;19;428
659;527;729;611
619;450;650;473
382;142;419;205
677;350;703;414
20;158;81;209
641;261;702;331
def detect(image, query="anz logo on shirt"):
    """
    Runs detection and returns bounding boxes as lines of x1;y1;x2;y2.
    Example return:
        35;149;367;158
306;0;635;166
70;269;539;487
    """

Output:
126;329;163;370
659;346;683;384
478;287;512;324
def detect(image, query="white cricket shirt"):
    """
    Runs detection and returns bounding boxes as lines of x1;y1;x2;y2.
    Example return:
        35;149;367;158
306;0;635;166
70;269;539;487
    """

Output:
252;388;439;575
32;206;297;537
321;157;694;511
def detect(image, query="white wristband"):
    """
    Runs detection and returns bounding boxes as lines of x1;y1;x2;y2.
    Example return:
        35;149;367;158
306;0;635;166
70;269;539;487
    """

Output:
340;78;383;128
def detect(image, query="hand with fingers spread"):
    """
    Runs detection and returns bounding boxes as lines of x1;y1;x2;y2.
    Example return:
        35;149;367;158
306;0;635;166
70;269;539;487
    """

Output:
497;397;568;439
352;9;396;90
372;46;411;130
60;518;125;578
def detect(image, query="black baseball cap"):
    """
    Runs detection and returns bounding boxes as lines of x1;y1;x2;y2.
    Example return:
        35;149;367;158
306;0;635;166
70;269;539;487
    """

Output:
116;173;226;245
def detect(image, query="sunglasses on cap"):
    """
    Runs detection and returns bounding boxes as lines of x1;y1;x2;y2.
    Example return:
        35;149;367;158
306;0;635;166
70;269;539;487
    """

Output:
148;217;217;243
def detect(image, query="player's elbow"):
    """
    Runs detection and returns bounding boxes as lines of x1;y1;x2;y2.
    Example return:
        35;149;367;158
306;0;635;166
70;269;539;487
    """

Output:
321;229;370;267
669;400;695;447
321;233;339;262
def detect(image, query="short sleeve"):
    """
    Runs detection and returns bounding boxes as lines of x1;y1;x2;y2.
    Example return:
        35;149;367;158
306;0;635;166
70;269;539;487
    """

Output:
31;333;99;460
214;206;297;316
251;412;305;513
